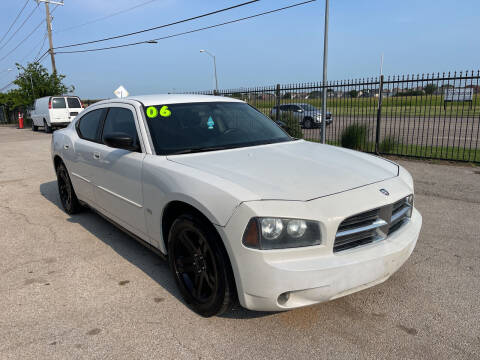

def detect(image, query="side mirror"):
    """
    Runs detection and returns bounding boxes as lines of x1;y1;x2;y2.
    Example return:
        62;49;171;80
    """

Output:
103;133;139;152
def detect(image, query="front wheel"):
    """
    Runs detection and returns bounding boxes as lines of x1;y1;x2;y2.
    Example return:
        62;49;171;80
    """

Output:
303;118;313;129
168;214;235;317
32;121;38;131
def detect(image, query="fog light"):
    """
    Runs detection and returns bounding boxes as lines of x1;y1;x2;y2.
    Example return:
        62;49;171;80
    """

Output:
278;292;290;305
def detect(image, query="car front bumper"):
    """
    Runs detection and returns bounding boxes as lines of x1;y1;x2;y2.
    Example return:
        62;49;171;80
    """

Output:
217;176;421;311
313;118;333;126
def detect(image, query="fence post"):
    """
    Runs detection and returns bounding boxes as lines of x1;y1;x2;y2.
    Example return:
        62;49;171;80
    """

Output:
275;84;281;122
375;74;384;154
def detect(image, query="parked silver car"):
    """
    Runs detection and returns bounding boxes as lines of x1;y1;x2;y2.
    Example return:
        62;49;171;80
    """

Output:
270;103;333;129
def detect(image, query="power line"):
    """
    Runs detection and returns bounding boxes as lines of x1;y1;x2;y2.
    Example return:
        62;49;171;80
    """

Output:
54;0;316;55
0;3;39;52
55;0;260;50
34;32;49;60
0;5;59;67
0;20;46;62
0;80;15;92
55;0;161;33
0;0;30;46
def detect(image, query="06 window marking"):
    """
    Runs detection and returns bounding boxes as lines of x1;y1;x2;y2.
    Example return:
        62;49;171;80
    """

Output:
146;105;171;118
146;106;158;118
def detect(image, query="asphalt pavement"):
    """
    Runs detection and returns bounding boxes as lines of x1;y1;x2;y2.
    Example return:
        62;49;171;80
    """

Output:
0;126;479;359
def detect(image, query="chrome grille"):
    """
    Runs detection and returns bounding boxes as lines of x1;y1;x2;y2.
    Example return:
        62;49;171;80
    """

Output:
388;197;413;235
334;195;413;253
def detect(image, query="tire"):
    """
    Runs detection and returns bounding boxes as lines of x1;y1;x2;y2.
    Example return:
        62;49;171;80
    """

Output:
32;121;38;131
56;162;81;214
44;120;52;133
303;118;313;129
168;214;235;317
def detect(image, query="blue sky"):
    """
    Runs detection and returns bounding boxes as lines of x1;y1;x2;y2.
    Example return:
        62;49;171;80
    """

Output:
0;0;478;98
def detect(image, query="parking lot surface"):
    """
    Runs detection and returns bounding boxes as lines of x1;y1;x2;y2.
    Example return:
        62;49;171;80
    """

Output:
0;126;479;359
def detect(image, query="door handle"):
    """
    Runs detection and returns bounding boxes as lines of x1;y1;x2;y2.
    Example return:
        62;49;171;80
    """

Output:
93;152;100;160
64;144;69;150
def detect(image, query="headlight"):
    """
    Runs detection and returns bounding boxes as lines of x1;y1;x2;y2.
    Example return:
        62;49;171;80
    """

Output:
243;217;321;250
261;218;283;240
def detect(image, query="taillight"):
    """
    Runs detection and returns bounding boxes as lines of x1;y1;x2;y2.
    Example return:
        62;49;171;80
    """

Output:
80;100;84;108
48;100;52;109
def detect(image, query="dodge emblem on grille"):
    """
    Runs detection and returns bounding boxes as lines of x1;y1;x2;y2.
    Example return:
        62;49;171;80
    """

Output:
380;189;390;196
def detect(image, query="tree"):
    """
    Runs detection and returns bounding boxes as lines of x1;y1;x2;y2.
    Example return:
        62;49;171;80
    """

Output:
0;62;74;121
308;90;322;99
349;89;359;98
424;83;437;95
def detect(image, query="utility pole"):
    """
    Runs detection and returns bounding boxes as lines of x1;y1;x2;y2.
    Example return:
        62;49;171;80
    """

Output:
321;0;329;144
37;0;64;73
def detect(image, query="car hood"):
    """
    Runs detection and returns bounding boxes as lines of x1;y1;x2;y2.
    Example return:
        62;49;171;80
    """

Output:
167;140;398;201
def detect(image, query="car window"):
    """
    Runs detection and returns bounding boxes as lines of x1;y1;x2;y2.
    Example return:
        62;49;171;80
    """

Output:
102;107;139;148
144;102;291;155
52;97;66;109
67;97;81;108
77;109;106;141
279;105;288;111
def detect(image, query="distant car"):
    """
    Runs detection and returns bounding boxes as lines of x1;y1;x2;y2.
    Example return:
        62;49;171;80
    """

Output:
270;103;333;129
31;96;84;133
51;94;421;317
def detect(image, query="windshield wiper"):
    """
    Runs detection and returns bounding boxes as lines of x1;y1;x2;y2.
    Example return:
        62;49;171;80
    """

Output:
168;146;229;155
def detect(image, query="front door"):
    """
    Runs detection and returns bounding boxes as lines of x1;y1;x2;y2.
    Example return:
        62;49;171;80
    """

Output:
93;105;147;238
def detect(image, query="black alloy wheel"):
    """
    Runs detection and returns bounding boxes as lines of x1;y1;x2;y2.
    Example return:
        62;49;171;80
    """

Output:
56;163;81;214
168;214;234;317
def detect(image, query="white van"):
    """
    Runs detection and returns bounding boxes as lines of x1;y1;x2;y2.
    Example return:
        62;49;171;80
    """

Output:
31;96;84;133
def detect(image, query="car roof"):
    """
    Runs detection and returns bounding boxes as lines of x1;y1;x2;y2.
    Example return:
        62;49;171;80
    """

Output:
101;94;245;107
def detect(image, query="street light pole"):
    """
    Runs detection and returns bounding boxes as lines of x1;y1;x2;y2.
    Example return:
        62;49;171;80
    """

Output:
321;0;329;144
200;49;219;94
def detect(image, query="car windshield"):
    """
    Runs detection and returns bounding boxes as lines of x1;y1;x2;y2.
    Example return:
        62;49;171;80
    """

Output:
299;104;318;111
144;102;292;155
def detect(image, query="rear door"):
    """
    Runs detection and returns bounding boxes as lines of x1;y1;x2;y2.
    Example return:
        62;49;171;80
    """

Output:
93;104;147;238
50;97;69;124
66;97;83;122
69;107;107;204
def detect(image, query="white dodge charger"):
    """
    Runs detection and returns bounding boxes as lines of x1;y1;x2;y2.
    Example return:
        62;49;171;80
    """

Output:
51;94;422;317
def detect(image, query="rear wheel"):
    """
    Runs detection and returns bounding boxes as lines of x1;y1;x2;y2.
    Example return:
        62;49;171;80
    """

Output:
44;120;52;133
168;214;235;317
56;162;81;214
